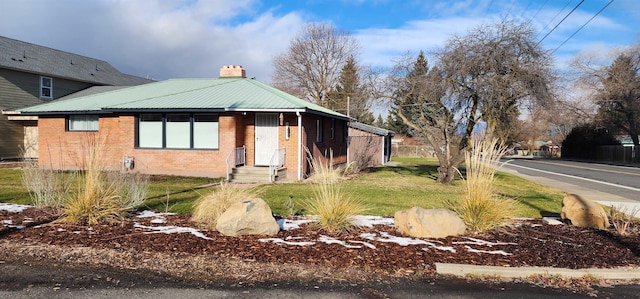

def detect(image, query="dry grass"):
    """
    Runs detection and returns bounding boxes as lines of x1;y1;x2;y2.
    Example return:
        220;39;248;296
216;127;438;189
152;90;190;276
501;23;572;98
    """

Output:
21;159;71;208
306;148;343;184
60;134;148;224
448;138;517;232
304;153;369;232
191;183;261;229
305;182;369;232
608;205;640;236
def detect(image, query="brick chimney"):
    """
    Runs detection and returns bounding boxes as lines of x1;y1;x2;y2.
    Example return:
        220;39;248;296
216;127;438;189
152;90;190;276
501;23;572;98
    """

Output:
219;65;246;78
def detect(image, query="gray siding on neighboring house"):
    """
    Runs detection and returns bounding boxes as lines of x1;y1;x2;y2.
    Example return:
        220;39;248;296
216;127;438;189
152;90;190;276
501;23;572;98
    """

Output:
0;68;93;110
0;113;23;159
0;68;94;159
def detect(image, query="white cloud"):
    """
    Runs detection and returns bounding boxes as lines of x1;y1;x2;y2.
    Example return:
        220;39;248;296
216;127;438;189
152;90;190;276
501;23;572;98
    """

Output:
0;0;302;81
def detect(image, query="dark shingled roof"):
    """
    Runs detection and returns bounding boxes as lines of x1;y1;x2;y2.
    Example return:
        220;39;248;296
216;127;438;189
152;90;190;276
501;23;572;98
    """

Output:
0;35;153;86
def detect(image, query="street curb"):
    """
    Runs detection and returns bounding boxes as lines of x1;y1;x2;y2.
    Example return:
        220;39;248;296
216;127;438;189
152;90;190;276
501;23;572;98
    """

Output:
435;263;640;280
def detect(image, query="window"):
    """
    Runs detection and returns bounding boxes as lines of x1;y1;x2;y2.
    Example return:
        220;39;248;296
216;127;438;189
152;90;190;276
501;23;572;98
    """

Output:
139;114;163;148
68;115;99;131
137;113;219;149
193;114;219;149
316;118;323;143
165;114;190;148
40;76;52;99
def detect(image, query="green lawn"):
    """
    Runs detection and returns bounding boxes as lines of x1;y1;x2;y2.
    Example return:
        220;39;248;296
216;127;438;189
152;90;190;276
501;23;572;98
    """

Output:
1;158;566;218
261;158;565;218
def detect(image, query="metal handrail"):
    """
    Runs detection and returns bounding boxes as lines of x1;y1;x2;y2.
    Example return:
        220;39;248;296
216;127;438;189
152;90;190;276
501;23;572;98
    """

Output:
268;148;286;182
226;146;246;181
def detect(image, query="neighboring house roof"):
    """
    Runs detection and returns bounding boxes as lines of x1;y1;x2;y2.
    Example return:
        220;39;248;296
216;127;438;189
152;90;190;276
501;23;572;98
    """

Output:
349;122;394;136
0;35;153;86
19;77;350;119
55;86;130;101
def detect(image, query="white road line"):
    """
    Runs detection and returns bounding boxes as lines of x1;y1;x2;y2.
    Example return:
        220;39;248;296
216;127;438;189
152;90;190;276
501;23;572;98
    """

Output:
503;160;640;193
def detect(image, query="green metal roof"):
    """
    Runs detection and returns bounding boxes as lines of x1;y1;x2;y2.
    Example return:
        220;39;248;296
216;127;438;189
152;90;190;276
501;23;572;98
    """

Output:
19;78;349;119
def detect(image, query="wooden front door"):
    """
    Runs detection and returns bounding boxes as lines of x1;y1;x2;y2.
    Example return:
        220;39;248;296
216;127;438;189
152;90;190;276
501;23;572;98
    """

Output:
254;113;279;166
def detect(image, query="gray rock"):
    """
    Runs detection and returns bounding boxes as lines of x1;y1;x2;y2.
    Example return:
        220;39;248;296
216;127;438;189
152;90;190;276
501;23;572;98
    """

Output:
216;198;280;236
394;207;466;238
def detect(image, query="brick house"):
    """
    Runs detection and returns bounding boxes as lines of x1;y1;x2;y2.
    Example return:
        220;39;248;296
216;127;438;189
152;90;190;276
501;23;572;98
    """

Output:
0;35;152;160
19;66;349;182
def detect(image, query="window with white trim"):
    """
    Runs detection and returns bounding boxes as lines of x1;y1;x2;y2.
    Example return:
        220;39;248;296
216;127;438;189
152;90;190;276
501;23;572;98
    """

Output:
68;115;99;131
40;76;52;99
137;113;219;149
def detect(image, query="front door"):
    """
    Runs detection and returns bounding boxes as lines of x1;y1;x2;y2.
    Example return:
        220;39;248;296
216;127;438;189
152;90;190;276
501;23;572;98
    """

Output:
254;113;279;166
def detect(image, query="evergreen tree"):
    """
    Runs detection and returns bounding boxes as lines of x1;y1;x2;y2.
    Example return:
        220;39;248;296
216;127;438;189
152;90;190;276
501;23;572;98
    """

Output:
327;56;374;123
374;114;384;128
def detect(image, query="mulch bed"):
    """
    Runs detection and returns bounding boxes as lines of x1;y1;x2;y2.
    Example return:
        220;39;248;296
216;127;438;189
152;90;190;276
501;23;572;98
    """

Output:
2;207;639;278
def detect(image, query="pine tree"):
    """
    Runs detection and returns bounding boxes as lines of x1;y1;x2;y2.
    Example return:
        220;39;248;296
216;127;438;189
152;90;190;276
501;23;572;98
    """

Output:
327;56;374;123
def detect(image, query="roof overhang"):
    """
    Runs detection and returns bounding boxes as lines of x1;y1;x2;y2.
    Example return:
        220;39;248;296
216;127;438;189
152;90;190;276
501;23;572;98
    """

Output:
2;110;38;121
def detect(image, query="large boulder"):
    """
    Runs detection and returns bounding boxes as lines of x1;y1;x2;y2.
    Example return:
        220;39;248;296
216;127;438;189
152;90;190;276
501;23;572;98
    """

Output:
216;198;280;236
394;207;466;238
560;194;609;229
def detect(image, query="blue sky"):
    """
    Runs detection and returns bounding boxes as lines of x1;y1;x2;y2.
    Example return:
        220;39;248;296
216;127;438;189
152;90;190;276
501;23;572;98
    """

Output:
1;0;638;85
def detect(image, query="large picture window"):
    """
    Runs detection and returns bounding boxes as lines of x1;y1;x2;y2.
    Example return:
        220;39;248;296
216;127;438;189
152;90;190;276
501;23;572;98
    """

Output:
137;113;219;149
68;115;99;131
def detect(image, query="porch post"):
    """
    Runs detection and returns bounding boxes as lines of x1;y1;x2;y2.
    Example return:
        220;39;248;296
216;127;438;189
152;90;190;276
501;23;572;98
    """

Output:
297;111;303;181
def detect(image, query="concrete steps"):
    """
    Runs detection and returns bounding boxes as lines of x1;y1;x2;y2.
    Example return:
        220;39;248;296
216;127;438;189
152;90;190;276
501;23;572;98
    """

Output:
229;166;287;183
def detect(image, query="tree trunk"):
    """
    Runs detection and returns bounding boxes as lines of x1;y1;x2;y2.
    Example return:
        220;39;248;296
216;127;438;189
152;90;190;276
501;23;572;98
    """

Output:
436;163;458;184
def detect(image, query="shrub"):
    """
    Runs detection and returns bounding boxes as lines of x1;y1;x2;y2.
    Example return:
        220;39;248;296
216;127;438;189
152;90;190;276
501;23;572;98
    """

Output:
448;137;516;231
191;183;261;228
60;134;148;224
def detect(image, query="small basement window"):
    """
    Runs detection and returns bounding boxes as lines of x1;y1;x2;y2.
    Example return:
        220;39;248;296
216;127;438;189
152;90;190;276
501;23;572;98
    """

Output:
40;76;53;99
68;115;99;131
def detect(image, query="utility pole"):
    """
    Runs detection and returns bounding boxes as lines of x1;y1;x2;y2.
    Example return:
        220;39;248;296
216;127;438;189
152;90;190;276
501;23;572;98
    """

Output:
347;96;350;117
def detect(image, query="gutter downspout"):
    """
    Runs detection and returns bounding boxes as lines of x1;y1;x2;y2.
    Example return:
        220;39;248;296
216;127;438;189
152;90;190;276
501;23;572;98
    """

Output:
297;111;303;181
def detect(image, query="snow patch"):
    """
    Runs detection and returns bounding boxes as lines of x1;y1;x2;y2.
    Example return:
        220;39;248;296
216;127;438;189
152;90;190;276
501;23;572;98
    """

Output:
259;237;315;246
351;215;394;227
277;218;315;230
318;235;376;249
134;222;212;240
0;203;31;213
136;210;175;218
453;237;517;247
464;245;512;255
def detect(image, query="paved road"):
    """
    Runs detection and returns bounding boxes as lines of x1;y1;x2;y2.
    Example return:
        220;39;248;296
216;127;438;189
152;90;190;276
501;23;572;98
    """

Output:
501;158;640;203
3;261;638;299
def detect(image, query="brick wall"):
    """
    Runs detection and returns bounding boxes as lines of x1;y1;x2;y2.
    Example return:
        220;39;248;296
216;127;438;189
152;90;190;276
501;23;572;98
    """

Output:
37;112;348;180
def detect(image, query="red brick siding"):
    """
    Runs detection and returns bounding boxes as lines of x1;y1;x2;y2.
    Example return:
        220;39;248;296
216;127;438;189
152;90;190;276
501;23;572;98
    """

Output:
36;112;347;180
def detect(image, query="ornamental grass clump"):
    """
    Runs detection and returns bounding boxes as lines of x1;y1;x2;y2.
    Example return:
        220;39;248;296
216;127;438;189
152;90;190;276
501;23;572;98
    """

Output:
60;135;148;224
21;155;72;208
448;137;516;232
304;155;368;233
191;182;261;229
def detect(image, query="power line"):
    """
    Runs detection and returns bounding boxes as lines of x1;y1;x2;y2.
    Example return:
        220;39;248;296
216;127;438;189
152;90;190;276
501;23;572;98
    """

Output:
552;0;615;54
537;0;585;46
540;0;572;33
526;0;549;25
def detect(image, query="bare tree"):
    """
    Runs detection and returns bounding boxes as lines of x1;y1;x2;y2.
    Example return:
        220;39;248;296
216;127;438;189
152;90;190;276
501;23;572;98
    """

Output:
272;23;360;108
380;21;554;184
